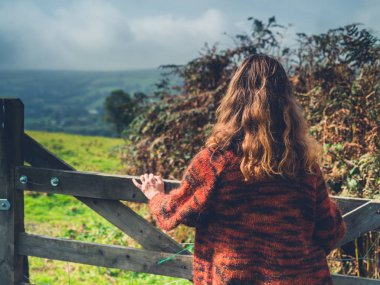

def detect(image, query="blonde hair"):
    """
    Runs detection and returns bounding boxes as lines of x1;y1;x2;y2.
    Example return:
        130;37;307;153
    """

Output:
206;54;322;182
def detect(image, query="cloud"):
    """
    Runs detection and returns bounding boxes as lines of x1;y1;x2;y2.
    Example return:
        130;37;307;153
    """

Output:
130;9;224;44
0;1;227;70
0;0;377;70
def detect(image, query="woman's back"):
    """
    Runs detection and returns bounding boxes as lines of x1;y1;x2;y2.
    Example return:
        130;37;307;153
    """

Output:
192;149;345;284
148;148;345;285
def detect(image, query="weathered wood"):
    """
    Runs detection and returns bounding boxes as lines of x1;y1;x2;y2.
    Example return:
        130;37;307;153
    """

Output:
18;233;193;280
332;274;380;284
337;200;380;247
19;233;380;283
0;99;28;284
15;166;147;202
332;196;370;215
22;134;188;254
83;198;189;253
15;165;181;202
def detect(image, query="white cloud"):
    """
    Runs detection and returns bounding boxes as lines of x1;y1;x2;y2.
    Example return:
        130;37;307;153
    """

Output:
0;0;377;70
130;9;225;44
0;1;227;70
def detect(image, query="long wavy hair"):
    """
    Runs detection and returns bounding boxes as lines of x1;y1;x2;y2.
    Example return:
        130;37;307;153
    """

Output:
205;54;322;182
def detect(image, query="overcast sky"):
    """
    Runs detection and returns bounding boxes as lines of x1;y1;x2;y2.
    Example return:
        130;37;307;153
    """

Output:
0;0;378;71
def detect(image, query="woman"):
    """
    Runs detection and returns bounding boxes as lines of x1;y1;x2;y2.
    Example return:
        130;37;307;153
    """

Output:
132;54;346;284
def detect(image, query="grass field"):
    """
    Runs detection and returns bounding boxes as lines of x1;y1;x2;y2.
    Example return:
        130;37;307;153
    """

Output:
24;131;193;285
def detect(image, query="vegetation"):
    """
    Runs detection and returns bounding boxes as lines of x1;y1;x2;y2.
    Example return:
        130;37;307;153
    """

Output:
123;17;379;197
27;131;124;172
103;90;149;136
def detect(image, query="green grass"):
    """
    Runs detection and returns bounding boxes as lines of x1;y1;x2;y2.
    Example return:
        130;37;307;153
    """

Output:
24;131;193;285
26;130;125;173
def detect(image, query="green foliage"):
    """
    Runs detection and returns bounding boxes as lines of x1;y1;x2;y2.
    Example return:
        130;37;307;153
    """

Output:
121;17;379;202
292;23;379;198
104;90;147;135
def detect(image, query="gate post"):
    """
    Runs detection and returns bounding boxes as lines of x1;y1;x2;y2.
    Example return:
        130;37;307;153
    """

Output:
0;98;28;284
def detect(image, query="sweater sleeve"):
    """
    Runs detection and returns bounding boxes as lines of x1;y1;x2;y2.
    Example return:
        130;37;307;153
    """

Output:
148;148;225;231
312;165;346;254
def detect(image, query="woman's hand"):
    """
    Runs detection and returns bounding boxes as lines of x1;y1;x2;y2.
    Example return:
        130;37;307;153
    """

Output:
132;173;165;200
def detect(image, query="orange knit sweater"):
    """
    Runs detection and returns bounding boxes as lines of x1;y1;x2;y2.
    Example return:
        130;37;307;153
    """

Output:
148;147;346;285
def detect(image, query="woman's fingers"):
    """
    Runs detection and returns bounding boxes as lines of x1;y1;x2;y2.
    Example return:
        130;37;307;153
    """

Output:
154;175;163;182
148;173;156;184
132;178;142;189
133;173;162;191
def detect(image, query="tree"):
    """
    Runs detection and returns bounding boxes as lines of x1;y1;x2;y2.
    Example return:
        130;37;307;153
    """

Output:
103;90;143;136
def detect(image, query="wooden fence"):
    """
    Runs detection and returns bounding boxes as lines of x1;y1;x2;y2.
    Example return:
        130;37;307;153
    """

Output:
0;98;379;285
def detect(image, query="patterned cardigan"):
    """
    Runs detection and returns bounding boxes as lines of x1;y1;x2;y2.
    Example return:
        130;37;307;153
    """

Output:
148;147;346;285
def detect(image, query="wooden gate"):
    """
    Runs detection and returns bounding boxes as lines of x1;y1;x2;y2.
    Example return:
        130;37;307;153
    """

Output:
1;98;380;284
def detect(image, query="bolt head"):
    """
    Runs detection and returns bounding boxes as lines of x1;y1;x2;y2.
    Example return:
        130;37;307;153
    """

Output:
20;175;28;184
50;177;60;187
0;200;10;210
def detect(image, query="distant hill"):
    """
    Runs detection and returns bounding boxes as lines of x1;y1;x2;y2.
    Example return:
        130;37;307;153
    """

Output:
0;69;162;136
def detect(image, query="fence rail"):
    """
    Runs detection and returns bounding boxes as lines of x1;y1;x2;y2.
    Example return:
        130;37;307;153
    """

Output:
0;98;379;284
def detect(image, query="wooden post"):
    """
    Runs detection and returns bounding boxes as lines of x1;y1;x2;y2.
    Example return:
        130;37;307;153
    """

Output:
0;98;28;284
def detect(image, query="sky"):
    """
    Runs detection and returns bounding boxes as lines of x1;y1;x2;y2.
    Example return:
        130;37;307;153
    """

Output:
0;0;378;71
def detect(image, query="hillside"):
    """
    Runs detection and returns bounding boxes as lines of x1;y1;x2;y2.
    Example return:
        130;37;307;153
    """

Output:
0;69;161;136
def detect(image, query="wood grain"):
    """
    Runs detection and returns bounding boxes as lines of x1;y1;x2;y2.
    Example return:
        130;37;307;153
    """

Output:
15;165;181;202
332;274;380;284
337;200;380;247
0;99;28;284
18;233;193;280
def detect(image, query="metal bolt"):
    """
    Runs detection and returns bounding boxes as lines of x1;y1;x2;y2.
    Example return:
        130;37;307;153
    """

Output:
0;199;10;210
19;175;28;184
50;177;60;187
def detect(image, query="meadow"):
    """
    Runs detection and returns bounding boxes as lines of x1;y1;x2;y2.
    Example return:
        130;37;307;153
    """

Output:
24;131;193;285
